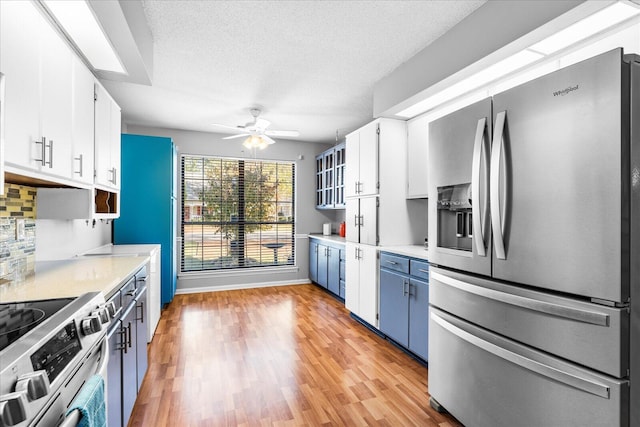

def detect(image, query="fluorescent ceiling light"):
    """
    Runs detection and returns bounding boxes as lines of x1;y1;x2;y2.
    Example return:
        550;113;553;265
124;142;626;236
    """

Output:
396;50;543;118
42;0;125;73
529;2;640;55
396;1;640;119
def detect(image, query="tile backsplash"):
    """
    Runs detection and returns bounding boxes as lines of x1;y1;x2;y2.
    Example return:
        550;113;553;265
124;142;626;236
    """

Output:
0;184;36;280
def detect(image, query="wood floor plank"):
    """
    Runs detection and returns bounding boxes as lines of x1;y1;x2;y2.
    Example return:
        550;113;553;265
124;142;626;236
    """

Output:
128;284;462;426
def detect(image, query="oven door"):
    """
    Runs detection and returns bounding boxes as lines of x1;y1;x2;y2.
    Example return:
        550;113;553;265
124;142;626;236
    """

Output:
34;337;109;427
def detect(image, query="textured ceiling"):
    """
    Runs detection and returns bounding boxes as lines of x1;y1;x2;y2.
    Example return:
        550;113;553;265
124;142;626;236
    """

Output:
102;0;486;143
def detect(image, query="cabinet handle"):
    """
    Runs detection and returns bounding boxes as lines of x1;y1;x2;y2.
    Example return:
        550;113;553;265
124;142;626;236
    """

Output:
35;137;46;166
326;247;331;256
110;167;117;185
403;280;409;296
354;215;359;227
355;181;359;195
119;327;127;353
418;269;429;274
47;140;53;168
74;154;83;176
136;301;145;323
127;322;132;348
385;260;398;265
359;215;364;227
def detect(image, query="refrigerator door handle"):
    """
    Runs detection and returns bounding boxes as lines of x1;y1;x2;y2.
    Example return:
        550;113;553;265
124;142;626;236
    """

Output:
431;271;610;327
471;117;489;256
490;111;508;260
430;311;611;399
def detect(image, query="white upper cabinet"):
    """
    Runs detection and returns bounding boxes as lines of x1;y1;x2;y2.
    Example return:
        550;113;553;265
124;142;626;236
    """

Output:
1;1;42;170
345;121;379;198
0;1;94;186
406;114;429;198
71;57;96;186
94;83;121;191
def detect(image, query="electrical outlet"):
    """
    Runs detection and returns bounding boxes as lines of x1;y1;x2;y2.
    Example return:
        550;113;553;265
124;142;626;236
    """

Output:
15;218;25;240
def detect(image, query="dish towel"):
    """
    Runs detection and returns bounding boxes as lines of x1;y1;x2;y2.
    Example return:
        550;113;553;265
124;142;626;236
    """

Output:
66;374;107;427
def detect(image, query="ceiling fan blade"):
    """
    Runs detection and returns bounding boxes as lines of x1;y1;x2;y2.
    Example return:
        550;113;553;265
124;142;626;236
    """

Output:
212;123;245;132
223;133;250;140
255;118;271;129
265;130;300;137
261;135;277;145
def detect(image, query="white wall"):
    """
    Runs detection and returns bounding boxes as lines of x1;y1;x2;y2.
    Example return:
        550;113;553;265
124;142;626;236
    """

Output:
36;219;111;261
126;124;336;293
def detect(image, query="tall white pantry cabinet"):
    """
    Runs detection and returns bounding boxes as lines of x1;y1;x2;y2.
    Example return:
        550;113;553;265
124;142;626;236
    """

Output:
344;118;413;328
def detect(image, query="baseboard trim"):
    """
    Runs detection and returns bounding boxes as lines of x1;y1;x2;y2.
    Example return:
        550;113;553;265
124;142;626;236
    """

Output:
176;279;312;294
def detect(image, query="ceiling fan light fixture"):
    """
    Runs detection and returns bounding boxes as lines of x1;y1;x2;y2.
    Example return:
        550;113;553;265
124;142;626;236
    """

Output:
243;135;269;150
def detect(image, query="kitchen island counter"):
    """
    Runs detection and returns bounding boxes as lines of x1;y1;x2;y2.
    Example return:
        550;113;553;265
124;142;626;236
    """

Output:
0;255;149;303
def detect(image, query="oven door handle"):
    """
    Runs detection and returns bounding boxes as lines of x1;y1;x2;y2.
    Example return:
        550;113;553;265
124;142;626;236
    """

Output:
58;408;80;427
95;337;109;376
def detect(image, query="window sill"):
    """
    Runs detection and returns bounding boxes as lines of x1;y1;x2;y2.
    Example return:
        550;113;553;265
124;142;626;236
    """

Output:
178;265;299;279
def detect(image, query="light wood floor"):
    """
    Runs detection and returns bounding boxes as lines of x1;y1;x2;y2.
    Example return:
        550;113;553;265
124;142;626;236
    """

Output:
129;284;462;426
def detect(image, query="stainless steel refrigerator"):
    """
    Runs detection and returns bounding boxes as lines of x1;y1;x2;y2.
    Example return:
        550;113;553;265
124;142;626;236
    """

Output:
427;48;639;427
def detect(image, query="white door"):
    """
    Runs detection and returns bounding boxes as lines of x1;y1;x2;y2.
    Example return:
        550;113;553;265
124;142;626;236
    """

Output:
1;1;41;169
358;196;378;246
344;132;359;198
357;244;378;327
406;115;429;198
344;242;360;315
71;57;95;185
40;18;73;179
345;199;359;243
357;121;379;196
94;84;113;187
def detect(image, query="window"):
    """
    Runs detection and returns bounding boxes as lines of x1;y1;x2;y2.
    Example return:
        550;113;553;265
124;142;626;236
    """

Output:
181;155;295;272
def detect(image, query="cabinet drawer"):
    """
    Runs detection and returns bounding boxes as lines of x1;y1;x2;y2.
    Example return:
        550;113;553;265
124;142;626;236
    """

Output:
380;252;409;274
410;259;430;281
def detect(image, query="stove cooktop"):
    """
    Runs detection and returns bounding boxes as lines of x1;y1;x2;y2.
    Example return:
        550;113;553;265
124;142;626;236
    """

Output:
0;298;74;352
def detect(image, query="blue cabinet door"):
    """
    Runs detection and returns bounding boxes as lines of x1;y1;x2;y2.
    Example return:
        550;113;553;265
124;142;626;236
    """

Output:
409;278;429;361
135;286;148;391
107;322;123;427
327;245;340;295
379;269;409;347
309;241;318;283
121;304;137;427
115;134;176;305
317;244;328;288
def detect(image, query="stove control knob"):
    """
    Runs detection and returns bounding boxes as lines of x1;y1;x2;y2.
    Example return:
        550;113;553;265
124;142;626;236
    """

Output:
103;302;117;319
81;315;102;335
0;391;27;426
92;308;109;324
14;370;50;401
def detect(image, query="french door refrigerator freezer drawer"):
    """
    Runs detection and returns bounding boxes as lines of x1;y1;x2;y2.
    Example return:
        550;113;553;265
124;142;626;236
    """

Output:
429;267;629;378
429;307;629;427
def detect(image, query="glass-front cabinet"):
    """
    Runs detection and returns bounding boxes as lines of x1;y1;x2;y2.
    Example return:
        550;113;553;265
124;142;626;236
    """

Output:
315;143;345;209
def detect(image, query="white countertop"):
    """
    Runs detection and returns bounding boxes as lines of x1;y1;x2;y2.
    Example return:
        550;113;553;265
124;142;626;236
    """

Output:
379;245;429;261
0;255;149;303
308;234;346;244
81;243;160;256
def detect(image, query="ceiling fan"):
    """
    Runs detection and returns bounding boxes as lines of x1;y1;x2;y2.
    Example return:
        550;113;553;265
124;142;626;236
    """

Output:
212;108;300;149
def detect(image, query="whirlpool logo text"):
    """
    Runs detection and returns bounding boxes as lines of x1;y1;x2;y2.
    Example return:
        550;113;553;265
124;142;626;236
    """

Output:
553;85;579;97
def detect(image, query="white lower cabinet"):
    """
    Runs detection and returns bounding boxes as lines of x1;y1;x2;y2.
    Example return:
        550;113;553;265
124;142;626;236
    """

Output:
345;242;378;327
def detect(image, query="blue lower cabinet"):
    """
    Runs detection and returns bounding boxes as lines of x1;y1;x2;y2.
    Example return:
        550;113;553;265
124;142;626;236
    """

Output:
408;277;429;360
327;246;340;295
379;269;410;347
379;252;430;361
309;237;345;298
309;241;319;283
